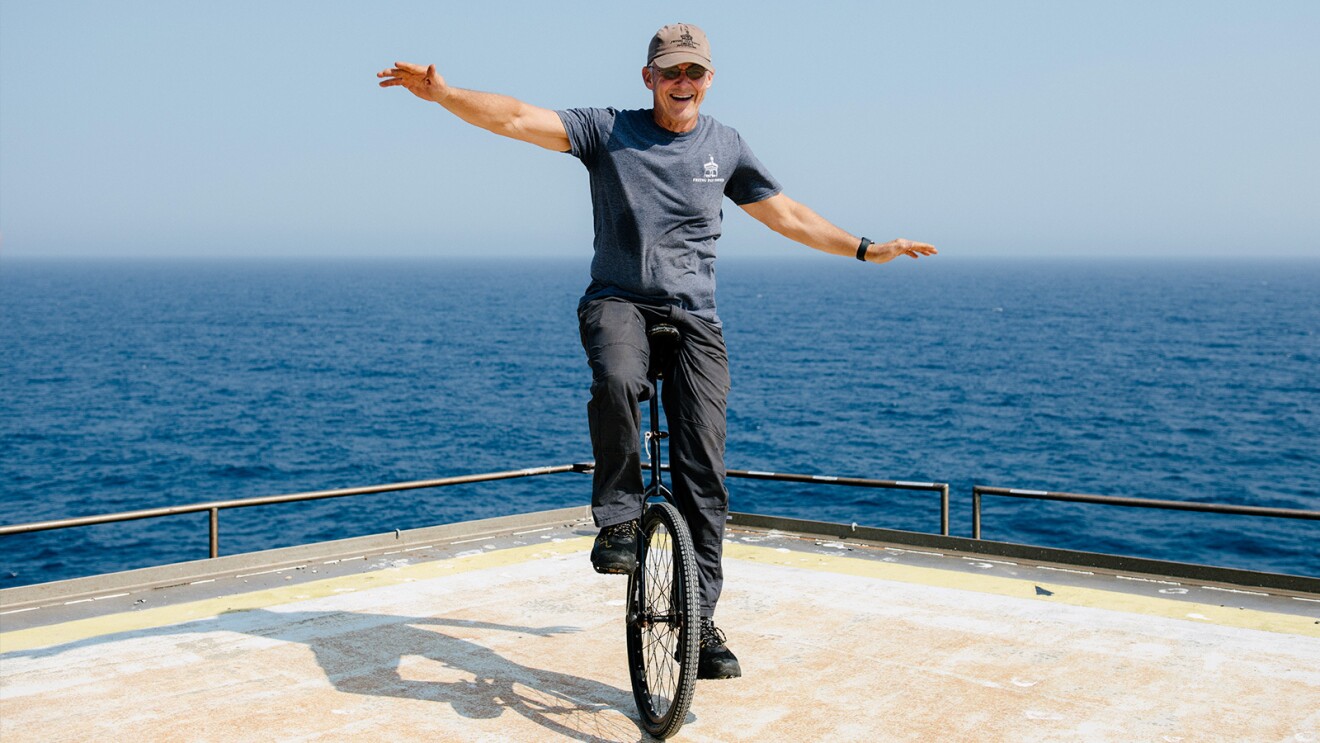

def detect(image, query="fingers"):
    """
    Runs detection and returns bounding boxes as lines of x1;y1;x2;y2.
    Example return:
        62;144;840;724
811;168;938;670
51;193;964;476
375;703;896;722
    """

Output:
377;69;412;89
377;61;426;82
895;239;937;258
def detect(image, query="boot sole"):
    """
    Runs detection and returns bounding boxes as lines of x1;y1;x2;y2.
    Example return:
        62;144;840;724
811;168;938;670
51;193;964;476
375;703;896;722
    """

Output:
592;560;636;575
698;668;742;680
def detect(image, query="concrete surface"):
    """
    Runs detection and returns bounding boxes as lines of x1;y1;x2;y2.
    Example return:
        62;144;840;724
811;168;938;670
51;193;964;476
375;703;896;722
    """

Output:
2;529;1318;742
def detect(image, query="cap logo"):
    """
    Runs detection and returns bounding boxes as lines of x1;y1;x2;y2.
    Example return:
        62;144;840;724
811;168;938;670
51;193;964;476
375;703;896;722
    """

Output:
674;28;698;49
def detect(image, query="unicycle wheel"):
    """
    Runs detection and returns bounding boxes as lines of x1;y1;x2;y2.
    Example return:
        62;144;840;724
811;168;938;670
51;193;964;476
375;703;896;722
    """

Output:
626;501;700;739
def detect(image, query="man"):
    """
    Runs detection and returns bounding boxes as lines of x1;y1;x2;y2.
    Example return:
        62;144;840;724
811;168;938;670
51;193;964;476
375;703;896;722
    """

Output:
379;22;936;681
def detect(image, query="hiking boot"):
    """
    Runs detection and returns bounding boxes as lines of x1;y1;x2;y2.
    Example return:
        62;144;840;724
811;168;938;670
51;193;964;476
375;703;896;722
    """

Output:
590;520;638;574
697;617;741;679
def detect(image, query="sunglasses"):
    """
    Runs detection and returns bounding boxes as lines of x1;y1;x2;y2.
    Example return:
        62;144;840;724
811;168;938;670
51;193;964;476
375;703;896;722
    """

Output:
653;64;709;81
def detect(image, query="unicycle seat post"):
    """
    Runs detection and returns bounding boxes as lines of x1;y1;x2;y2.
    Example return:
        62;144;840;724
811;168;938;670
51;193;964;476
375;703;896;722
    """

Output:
644;323;680;497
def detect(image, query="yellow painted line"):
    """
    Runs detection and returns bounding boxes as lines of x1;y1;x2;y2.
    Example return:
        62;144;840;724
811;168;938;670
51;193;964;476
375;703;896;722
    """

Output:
724;543;1320;638
4;537;1316;655
0;538;594;654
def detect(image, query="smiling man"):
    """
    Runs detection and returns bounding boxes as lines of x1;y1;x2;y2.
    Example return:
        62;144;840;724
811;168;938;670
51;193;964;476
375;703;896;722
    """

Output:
379;22;935;681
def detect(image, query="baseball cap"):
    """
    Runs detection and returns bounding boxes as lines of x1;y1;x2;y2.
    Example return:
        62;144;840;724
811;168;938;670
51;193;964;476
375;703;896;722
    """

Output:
647;23;714;72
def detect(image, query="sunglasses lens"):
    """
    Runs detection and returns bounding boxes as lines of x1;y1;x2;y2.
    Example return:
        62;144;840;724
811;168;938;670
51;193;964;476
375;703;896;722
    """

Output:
656;65;706;81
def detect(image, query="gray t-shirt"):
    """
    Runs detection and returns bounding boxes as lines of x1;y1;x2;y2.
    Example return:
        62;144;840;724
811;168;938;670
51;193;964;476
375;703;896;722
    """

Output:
557;107;781;324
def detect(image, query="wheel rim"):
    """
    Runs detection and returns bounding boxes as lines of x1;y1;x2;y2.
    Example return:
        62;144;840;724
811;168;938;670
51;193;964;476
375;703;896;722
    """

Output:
626;503;698;738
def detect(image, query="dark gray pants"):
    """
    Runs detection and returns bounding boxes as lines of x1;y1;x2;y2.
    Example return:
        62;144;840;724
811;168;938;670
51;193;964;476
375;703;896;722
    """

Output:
578;297;730;618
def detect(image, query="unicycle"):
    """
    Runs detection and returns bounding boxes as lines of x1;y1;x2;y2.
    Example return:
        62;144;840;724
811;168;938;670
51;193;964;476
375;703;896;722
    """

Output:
625;323;700;739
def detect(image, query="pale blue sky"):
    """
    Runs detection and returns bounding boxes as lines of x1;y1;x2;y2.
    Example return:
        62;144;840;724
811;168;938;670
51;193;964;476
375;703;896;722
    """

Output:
2;1;1317;260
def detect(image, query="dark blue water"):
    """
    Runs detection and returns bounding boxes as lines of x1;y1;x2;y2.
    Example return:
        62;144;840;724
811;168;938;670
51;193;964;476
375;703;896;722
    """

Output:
2;258;1317;586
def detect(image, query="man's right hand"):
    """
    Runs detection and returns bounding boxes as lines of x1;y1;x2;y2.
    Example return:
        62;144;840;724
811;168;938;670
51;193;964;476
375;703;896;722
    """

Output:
376;60;570;152
377;62;447;104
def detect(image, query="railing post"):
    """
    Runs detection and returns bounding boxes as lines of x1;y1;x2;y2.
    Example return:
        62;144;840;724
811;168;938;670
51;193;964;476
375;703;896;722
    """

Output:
972;487;981;540
940;484;950;536
209;508;219;558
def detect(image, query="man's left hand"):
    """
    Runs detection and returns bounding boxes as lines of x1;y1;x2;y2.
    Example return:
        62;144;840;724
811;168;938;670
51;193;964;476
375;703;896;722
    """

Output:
867;238;938;263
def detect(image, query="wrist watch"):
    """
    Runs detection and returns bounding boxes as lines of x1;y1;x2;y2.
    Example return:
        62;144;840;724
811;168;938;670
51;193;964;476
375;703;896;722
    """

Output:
855;237;873;262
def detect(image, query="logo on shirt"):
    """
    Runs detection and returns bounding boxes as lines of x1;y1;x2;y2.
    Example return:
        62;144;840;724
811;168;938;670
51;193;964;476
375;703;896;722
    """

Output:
693;155;724;184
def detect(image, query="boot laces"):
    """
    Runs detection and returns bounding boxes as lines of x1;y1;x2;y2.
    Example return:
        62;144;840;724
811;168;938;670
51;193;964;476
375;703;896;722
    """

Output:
606;520;637;538
700;618;727;649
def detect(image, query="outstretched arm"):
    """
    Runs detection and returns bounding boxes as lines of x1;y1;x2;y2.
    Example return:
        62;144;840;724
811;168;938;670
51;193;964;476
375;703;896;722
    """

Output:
377;62;570;152
740;193;936;263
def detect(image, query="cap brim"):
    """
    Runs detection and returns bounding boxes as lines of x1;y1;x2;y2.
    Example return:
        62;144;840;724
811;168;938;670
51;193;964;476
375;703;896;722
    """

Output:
650;51;714;72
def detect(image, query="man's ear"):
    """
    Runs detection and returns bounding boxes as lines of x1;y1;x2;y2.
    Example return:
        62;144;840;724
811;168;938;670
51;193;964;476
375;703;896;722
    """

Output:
642;66;656;90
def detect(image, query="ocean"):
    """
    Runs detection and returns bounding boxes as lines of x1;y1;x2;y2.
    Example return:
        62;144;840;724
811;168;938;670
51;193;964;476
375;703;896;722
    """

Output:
1;257;1317;587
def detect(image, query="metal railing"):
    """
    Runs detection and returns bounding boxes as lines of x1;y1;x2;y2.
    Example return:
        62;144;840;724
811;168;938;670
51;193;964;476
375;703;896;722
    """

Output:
9;464;1314;571
0;463;950;561
726;467;950;536
972;485;1320;539
0;464;594;559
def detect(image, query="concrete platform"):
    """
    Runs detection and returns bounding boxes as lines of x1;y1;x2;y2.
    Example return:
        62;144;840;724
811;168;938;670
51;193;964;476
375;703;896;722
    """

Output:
2;513;1318;741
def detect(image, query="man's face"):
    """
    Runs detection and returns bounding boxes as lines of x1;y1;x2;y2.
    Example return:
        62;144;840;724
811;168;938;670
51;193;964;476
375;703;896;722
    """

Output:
644;63;713;133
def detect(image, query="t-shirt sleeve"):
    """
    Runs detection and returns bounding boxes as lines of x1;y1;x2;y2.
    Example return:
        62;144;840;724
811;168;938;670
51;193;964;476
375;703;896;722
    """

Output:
724;133;782;205
556;107;615;165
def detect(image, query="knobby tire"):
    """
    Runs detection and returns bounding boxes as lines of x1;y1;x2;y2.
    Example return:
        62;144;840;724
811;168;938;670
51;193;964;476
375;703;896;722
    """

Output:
625;500;700;739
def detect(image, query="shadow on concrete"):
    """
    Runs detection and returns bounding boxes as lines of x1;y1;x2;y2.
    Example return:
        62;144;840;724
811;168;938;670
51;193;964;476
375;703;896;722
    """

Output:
6;608;655;742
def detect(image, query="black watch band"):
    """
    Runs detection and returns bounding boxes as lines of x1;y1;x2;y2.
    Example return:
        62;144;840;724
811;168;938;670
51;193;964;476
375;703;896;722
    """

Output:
856;237;873;262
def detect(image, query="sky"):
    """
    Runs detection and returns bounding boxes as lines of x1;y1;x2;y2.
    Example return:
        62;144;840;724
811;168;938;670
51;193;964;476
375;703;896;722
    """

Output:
1;1;1317;261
